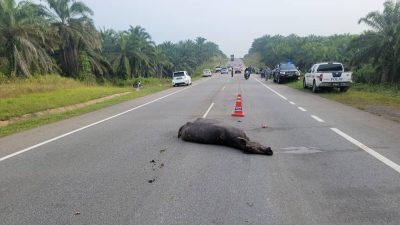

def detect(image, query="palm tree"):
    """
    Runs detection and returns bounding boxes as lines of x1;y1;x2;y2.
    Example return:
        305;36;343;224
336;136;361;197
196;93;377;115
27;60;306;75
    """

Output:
110;31;132;79
0;0;56;76
353;0;400;82
126;26;156;77
44;0;103;77
153;46;172;78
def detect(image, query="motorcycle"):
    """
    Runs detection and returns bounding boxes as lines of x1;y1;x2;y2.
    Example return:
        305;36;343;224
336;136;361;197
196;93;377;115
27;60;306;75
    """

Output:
244;71;250;80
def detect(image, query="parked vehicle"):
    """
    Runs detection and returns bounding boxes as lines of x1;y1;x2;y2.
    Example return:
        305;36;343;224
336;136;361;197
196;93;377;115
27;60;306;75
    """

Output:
172;71;192;87
304;62;352;93
202;69;212;77
273;63;300;84
221;67;229;74
215;66;222;73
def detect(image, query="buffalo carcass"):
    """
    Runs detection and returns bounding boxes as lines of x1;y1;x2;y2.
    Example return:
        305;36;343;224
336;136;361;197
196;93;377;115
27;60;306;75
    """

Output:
178;118;273;155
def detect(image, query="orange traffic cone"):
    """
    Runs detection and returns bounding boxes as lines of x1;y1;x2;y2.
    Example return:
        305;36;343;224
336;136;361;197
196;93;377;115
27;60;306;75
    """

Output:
232;94;245;117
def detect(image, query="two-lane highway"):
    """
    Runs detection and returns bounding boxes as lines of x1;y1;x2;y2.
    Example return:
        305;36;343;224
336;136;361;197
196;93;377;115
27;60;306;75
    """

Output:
1;71;399;225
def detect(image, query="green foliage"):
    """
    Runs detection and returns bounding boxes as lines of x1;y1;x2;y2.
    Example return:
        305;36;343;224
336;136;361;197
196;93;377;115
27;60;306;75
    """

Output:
0;0;56;76
245;34;356;71
351;0;400;83
158;38;226;76
246;1;400;85
0;0;226;83
78;51;96;84
353;64;378;84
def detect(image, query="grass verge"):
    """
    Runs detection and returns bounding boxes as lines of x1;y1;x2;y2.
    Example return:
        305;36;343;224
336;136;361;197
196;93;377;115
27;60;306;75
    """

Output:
0;76;171;137
287;78;400;121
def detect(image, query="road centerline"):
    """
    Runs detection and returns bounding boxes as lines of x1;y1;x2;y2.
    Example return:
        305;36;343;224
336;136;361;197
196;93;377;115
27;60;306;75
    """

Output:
311;115;325;123
203;103;215;118
298;107;307;112
331;128;400;174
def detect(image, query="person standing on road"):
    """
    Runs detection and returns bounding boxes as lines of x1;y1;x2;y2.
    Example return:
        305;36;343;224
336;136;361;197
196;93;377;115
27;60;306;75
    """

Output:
231;68;234;77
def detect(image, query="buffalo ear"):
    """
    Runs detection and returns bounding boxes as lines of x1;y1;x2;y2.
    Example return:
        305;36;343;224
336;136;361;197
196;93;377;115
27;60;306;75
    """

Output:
237;137;248;145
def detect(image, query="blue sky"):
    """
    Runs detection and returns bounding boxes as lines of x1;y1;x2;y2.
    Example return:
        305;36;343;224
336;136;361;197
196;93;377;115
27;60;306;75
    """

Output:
41;0;387;57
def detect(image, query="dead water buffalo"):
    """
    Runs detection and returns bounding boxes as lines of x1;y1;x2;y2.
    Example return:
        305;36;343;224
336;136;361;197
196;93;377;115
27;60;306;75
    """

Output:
178;118;273;155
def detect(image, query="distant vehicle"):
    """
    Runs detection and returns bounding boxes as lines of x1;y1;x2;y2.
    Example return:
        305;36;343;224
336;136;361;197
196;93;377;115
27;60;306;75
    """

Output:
221;67;229;74
304;62;352;93
234;67;242;74
172;71;192;87
273;63;300;84
215;66;222;73
202;69;212;77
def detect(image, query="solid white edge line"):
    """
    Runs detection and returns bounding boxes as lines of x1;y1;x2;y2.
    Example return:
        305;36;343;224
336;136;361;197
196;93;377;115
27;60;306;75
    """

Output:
331;128;400;174
311;115;325;123
0;86;194;163
254;78;288;100
203;102;215;118
298;107;307;112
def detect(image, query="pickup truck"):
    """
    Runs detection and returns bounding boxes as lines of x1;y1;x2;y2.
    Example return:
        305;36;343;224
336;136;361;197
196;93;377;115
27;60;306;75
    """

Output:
303;62;352;93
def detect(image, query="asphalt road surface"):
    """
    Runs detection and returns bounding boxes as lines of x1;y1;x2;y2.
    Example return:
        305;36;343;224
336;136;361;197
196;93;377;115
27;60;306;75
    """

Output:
1;63;400;225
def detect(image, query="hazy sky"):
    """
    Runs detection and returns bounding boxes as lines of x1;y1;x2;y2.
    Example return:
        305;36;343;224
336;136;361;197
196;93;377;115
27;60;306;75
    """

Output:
81;0;385;57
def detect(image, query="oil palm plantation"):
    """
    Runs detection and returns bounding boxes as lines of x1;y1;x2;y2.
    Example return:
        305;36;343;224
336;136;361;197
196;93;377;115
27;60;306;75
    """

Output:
127;25;156;77
352;0;400;83
44;0;105;78
0;0;56;76
101;27;159;79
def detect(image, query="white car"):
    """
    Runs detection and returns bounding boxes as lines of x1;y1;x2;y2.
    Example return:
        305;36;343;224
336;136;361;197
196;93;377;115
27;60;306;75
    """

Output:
304;62;352;93
202;69;212;77
172;71;192;87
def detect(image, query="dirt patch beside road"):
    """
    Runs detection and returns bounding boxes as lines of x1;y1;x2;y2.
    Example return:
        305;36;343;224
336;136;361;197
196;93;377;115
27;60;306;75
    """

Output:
365;105;400;122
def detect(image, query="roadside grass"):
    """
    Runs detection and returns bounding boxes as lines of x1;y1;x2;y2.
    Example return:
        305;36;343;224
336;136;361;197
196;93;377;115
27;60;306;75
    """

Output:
0;76;171;137
0;74;83;98
287;77;400;112
0;87;131;120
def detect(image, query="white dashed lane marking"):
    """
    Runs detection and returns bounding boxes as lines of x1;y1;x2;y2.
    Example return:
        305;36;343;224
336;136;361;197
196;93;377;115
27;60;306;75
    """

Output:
311;115;325;123
298;107;307;112
331;128;400;174
255;78;400;174
203;103;215;118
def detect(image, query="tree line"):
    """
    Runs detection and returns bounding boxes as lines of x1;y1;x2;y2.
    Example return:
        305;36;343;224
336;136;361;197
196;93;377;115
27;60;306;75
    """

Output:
0;0;225;82
245;0;400;84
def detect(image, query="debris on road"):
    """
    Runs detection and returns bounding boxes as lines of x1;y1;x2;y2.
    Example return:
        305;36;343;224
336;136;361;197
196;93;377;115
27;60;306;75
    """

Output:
148;179;155;183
